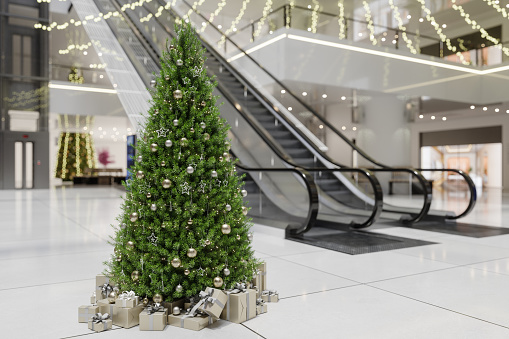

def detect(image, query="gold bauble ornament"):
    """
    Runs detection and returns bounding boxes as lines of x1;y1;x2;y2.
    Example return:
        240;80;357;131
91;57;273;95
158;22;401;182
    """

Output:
153;294;163;303
213;276;223;288
169;44;175;50
173;89;183;99
136;170;144;179
180;137;188;147
146;192;151;198
221;224;231;234
143;297;149;306
131;270;139;281
165;75;170;81
201;101;206;107
241;189;248;197
236;234;241;240
126;240;134;249
176;59;183;66
184;269;190;275
108;290;118;300
171;257;181;268
242;206;248;215
187;219;193;225
161;161;166;167
204;133;210;141
162;179;171;189
205;239;211;245
187;248;197;258
130;212;138;222
150;143;158;152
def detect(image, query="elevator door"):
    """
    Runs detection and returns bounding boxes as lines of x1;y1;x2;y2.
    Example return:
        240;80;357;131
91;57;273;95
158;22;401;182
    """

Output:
14;141;34;189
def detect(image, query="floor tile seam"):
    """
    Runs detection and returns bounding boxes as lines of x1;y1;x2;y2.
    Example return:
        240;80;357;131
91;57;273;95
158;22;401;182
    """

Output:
389;249;480;266
466;266;509;277
60;327;122;338
279;284;363;300
0;278;94;292
273;255;362;284
367;285;509;330
363;265;463;284
0;248;111;262
241;323;268;339
37;198;112;243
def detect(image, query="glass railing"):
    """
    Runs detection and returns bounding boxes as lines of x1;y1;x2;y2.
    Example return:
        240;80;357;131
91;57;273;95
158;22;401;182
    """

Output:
50;64;112;87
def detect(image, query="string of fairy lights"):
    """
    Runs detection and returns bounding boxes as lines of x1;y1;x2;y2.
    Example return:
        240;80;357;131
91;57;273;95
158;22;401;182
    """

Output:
61;115;70;180
286;0;294;29
483;0;509;18
310;0;320;34
183;0;206;22
219;0;251;46
75;115;82;177
451;0;509;57
201;0;226;33
362;1;377;46
338;1;346;40
253;0;273;38
389;0;418;54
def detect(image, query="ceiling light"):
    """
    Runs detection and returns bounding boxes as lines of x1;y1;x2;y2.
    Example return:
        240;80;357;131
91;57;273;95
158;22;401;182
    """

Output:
288;107;292;111
342;126;346;130
113;127;117;131
269;31;273;34
83;126;88;130
322;94;327;98
392;40;397;44
442;117;447;121
470;105;475;109
99;75;103;79
407;15;411;19
419;18;424;22
358;32;363;37
381;37;386;42
218;25;222;29
442;24;447;28
281;89;286;94
319;125;323;129
495;108;500;112
483;107;488;111
202;22;206;26
233;27;237;32
341;96;346;100
431;116;436;120
308;28;312;32
419;114;424;119
506;110;509;113
308;5;311;9
83;51;87;55
98;127;102;130
352;127;357;131
127;128;131;131
302;92;307;96
90;131;94;135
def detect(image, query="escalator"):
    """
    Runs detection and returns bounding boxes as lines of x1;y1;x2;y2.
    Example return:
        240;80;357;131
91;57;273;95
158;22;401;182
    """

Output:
92;0;475;233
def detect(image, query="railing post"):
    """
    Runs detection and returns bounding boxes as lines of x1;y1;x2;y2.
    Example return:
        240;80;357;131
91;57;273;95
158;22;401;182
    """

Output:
251;23;255;42
288;4;291;28
395;30;399;49
283;4;287;28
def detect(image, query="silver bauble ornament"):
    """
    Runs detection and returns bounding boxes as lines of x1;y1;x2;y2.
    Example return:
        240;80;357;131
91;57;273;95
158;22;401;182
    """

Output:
180;137;188;146
242;206;248;215
150;79;156;87
116;255;122;262
173;90;183;99
200;122;206;129
205;239;211;245
236;234;241;240
131;270;139;281
173;306;181;315
165;139;173;147
213;276;223;288
169;44;175;50
176;59;183;66
187;248;197;258
108;290;118;301
176;284;183;292
136;155;142;163
150;203;157;211
187;219;193;225
184;269;190;275
186;166;194;174
204;133;210;140
173;119;179;126
142;297;149;306
219;156;223;162
211;170;217;178
121;223;127;229
247;232;253;241
126;240;134;249
130;212;138;222
150;143;158;152
171;258;181;268
162;179;171;188
221;224;231;234
190;127;195;133
146;192;151;198
223;267;230;276
136;170;144;179
226;204;231;211
161;161;166;167
241;189;248;197
153;294;163;303
165;75;170;81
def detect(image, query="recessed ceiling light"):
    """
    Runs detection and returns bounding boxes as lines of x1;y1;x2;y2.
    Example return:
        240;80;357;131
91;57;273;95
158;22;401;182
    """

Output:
407;15;411;19
308;5;311;9
419;18;424;22
419;114;424;119
269;31;273;34
98;52;102;56
341;96;346;100
381;37;386;42
98;127;102;130
352;127;357;131
341;126;346;130
358;32;363;37
495;108;500;112
288;107;292;111
322;94;327;98
307;28;311;31
319;125;323;129
392;40;397;44
506;110;509;113
470;105;475;109
218;25;222;29
302;92;307;96
442;24;447;28
431;116;436;120
232;27;237;32
83;51;88;55
442;117;447;121
202;22;206;26
483;107;488;111
99;75;103;79
281;90;286;94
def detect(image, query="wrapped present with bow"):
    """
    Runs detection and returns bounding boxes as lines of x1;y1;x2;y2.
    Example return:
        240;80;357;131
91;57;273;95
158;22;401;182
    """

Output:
78;304;100;323
167;300;216;331
115;291;140;309
220;283;257;324
90;291;97;305
139;303;168;331
251;262;267;298
112;303;144;328
196;287;227;319
256;298;267;315
261;290;279;303
97;298;115;315
88;313;112;332
96;274;116;300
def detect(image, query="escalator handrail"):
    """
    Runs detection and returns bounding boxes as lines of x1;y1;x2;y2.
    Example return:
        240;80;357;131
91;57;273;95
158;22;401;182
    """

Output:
417;168;477;220
136;2;385;230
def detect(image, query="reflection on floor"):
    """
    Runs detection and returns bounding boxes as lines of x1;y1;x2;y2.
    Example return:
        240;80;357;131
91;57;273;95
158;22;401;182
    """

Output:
2;186;509;338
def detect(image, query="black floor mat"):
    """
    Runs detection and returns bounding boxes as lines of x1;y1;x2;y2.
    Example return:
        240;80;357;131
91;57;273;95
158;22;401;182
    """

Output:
286;227;436;255
378;220;509;238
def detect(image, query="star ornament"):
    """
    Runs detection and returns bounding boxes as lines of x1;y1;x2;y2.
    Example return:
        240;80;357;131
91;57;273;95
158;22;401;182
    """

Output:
181;182;191;195
192;66;202;77
156;127;169;137
183;77;190;85
198;180;206;193
147;232;158;245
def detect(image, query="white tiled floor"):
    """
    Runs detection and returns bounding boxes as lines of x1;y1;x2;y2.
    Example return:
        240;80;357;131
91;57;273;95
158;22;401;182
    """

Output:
2;186;509;338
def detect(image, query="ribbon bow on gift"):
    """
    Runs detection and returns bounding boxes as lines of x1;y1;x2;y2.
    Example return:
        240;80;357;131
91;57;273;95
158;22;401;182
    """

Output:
229;282;248;294
98;283;113;299
262;289;278;296
256;298;265;306
199;289;223;310
92;313;110;323
146;302;163;315
119;290;136;300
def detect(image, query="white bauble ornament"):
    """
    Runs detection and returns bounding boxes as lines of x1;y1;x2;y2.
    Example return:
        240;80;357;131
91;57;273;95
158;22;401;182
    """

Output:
165;140;172;147
221;224;231;234
186;166;194;174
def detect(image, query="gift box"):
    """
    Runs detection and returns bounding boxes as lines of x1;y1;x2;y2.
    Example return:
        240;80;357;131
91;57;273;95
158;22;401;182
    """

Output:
97;298;115;315
261;290;279;303
251;262;266;298
196;287;227;319
88;313;112;332
167;313;215;331
256;299;268;315
112;304;144;328
162;298;184;311
139;305;168;331
78;305;100;323
115;291;139;308
90;292;97;305
220;285;257;324
96;274;116;300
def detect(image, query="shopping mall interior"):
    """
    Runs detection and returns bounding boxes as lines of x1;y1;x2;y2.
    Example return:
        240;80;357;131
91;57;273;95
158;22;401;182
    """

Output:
2;0;509;337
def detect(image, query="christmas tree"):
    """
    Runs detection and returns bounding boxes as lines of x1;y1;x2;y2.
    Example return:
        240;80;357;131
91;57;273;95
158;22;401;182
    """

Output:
106;23;257;302
55;132;96;181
